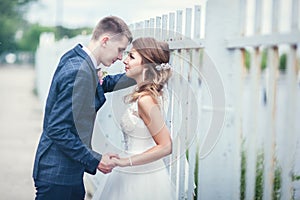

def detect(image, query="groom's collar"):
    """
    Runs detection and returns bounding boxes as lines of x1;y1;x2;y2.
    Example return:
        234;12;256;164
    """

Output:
80;44;100;70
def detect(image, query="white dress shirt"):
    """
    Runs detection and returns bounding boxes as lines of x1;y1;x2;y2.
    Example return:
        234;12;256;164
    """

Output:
81;44;100;70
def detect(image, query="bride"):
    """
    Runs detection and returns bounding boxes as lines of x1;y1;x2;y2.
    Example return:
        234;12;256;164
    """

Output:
92;37;176;200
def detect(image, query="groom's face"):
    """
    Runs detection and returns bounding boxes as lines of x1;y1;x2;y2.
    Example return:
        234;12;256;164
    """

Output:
97;35;129;67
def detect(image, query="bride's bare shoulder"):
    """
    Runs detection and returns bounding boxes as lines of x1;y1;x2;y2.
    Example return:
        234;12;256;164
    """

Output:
138;94;155;103
137;95;160;120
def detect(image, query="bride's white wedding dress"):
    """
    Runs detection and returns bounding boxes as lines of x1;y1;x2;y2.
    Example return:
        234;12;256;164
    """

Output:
92;97;176;200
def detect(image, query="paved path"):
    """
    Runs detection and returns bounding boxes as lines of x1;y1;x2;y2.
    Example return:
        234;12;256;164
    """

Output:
0;64;43;199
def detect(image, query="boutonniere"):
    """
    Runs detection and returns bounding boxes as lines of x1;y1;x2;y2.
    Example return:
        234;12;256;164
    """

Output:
97;70;108;85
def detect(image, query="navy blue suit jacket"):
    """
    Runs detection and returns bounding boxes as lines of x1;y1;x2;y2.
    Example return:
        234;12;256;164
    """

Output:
33;44;135;185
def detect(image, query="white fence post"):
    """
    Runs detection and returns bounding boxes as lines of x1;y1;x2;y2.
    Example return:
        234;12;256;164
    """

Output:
198;0;241;199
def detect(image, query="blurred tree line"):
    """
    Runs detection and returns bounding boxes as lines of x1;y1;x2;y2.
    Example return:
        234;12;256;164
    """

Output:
17;25;92;52
0;0;291;70
0;0;92;56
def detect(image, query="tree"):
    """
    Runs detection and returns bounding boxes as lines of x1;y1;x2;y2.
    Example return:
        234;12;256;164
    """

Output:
0;0;37;54
17;24;93;52
17;24;54;52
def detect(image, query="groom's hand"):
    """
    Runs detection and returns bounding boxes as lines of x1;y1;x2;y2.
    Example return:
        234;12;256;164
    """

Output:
97;153;119;174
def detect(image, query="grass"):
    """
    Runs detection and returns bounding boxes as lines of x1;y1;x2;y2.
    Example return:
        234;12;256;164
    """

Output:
186;146;299;200
240;149;282;200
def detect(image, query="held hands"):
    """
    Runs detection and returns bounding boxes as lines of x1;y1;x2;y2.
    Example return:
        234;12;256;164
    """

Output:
97;153;119;174
111;157;129;167
97;153;131;174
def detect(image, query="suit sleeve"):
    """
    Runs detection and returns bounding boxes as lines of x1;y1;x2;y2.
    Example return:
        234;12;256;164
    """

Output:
101;73;136;93
46;66;101;175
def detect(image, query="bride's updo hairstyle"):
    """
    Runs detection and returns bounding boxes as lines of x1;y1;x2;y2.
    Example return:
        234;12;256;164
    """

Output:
125;37;172;103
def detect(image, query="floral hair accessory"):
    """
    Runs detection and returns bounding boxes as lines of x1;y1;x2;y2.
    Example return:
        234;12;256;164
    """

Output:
155;63;171;71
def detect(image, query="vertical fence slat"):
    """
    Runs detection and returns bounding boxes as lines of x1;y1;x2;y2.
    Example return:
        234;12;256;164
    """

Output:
254;0;263;34
186;48;201;200
183;10;193;198
177;10;193;196
144;19;150;37
231;48;245;200
263;47;279;200
291;0;299;31
155;16;162;39
129;24;135;33
134;22;139;37
193;5;201;39
186;89;196;200
162;14;168;41
169;51;181;199
177;52;186;200
149;18;155;37
195;57;204;200
245;48;262;200
134;22;144;38
168;52;178;195
280;45;298;200
140;21;145;36
144;19;149;28
185;8;192;39
174;9;194;198
271;0;280;32
170;10;184;199
187;140;196;200
239;0;247;36
179;57;188;200
169;12;175;41
176;10;183;40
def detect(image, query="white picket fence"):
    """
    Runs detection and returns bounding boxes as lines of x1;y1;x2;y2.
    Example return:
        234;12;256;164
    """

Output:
35;0;300;199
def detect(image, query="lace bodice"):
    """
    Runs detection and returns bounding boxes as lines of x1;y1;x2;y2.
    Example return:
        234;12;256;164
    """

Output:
120;101;156;154
120;95;169;154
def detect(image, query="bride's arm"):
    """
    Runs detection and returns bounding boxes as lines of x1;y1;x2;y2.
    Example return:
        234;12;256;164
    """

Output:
113;95;172;167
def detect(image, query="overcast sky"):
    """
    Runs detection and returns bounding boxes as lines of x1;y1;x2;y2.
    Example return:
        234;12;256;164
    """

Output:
26;0;205;28
25;0;294;36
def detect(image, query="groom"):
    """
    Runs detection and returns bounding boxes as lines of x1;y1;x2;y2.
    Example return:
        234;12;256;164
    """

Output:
33;16;135;200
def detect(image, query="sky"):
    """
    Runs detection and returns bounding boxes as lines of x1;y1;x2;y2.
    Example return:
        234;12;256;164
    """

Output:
26;0;205;28
25;0;296;37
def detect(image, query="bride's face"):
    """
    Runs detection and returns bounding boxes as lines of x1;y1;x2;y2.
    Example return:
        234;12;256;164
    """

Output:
123;49;144;82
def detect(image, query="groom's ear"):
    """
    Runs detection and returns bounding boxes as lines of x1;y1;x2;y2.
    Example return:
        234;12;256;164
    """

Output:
100;36;110;47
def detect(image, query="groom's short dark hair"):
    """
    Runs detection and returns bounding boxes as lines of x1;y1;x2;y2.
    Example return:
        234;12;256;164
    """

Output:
92;16;132;43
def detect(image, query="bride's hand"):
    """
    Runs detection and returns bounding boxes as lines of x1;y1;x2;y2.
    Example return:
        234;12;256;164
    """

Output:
111;157;128;167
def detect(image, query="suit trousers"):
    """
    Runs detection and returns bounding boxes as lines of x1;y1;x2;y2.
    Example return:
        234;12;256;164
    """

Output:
34;180;85;200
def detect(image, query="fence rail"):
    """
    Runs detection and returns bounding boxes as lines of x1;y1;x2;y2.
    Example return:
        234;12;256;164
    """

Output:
35;0;300;199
